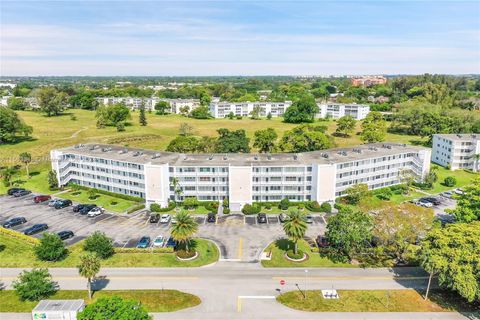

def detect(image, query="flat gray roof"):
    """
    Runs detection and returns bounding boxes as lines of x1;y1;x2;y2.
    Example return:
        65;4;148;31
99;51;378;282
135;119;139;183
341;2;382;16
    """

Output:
33;300;84;312
56;142;427;167
434;134;479;142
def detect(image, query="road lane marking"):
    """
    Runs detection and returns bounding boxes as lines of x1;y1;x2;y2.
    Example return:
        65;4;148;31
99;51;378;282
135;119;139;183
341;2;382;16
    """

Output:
272;276;430;280
0;276;199;280
238;237;243;261
237;296;276;313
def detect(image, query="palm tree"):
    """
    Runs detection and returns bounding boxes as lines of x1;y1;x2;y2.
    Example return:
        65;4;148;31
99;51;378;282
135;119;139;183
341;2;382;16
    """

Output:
19;152;32;178
170;210;198;252
170;177;182;203
78;252;101;299
283;208;308;255
1;167;16;187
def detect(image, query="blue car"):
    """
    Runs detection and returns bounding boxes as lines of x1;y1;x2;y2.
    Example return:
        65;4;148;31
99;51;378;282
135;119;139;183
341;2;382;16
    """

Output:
3;217;27;228
24;223;48;235
136;236;151;248
165;237;176;248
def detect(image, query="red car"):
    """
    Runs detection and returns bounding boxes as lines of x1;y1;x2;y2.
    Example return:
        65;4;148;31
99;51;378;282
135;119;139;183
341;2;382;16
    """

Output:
34;195;51;203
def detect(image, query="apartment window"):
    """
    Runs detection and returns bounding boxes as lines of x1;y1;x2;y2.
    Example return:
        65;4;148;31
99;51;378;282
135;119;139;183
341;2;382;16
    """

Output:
199;177;211;182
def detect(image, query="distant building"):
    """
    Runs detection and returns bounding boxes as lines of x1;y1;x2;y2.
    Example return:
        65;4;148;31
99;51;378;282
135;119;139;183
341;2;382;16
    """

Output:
0;82;16;89
95;97;200;114
432;134;480;171
316;103;370;120
351;76;387;87
209;101;292;118
0;96;11;106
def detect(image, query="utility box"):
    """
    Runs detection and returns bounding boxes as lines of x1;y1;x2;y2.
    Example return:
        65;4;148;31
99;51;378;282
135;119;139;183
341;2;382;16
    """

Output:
32;300;85;320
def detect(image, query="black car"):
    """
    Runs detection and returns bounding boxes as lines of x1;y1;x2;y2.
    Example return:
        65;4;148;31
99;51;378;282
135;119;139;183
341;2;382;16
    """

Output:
54;199;72;209
79;204;97;215
13;190;31;197
57;230;75;240
257;213;267;224
149;214;160;223
73;204;87;212
165;237;176;248
207;213;216;223
2;217;27;228
24;223;48;235
422;197;441;206
7;188;25;196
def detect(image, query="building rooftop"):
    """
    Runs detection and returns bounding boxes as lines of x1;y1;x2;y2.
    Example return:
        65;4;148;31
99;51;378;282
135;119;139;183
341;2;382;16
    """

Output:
56;142;427;167
33;300;84;312
434;134;479;142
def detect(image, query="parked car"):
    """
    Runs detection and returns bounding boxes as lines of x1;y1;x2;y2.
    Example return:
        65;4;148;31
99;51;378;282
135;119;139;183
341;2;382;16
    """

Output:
7;188;25;196
79;204;97;215
48;199;62;207
136;236;151;248
24;223;48;235
316;235;329;248
207;213;216;223
13;189;31;197
87;207;104;217
417;199;433;208
2;217;27;228
57;230;74;240
54;199;72;209
305;214;314;224
454;188;464;195
160;214;171;224
34;195;51;203
171;215;178;224
257;213;267;224
440;191;454;199
279;213;288;223
421;197;441;206
149;214;160;223
153;235;165;247
165;237;176;248
73;204;87;212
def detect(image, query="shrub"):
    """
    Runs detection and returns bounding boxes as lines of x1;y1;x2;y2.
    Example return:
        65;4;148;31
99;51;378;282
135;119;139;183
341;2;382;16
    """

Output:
116;122;125;132
278;198;291;210
83;231;114;259
183;197;200;209
320;202;332;213
305;201;321;212
413;182;433;190
443;176;457;187
236;116;242;120
115;247;174;254
13;268;57;301
150;203;161;212
223;208;230;214
222;198;229;208
390;184;408;195
204;201;219;212
176;249;196;259
297;203;305;210
87;189;97;200
34;233;66;261
376;188;393;200
286;249;304;260
110;201;118;205
242;204;261;215
78;296;150;320
150;201;175;212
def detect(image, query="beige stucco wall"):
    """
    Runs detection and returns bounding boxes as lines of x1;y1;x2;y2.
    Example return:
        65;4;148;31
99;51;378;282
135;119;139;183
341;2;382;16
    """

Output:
144;163;170;207
314;164;336;202
228;166;252;211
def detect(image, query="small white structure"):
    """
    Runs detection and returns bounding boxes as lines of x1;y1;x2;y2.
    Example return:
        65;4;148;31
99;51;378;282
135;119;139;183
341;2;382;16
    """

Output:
32;299;85;320
322;289;339;299
316;103;370;120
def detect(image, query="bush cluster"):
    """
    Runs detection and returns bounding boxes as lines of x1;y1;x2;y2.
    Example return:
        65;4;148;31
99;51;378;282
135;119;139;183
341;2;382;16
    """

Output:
278;198;291;210
150;201;175;212
83;231;114;259
34;233;66;261
242;204;261;215
286;249;305;260
204;201;219;212
176;249;196;259
115;247;174;254
443;176;457;187
223;208;231;214
68;183;144;202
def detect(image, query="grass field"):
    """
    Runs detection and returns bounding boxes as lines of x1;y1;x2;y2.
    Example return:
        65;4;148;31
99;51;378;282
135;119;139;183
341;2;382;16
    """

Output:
426;166;478;194
0;233;219;268
261;239;356;268
0;290;201;312
276;289;479;312
59;189;140;213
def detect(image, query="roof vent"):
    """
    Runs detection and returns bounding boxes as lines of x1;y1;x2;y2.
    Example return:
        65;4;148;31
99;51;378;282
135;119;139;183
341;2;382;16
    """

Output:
353;148;362;154
321;153;329;159
152;153;161;159
208;155;213;160
223;155;228;160
293;154;298;160
267;154;272;160
101;147;112;152
133;151;143;157
386;145;392;149
254;155;258;160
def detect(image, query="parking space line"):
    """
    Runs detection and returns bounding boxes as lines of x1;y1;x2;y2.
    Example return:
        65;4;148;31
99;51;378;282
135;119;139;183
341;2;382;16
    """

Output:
321;216;327;224
238;237;243;261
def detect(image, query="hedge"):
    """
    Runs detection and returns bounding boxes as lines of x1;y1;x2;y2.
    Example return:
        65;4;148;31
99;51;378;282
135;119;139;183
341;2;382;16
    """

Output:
126;204;145;214
0;227;40;245
223;208;230;214
68;183;144;202
242;204;261;215
115;247;174;254
150;202;176;212
286;249;304;260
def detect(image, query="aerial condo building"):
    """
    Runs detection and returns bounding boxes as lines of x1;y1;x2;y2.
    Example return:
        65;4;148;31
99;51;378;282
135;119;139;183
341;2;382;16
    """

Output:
432;134;480;171
51;143;431;211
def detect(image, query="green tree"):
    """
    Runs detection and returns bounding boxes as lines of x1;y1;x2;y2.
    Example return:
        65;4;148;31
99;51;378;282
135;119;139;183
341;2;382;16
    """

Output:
78;252;101;299
34;233;66;261
154;101;170;115
325;207;373;260
250;105;261;120
196;136;217;153
446;178;480;222
83;231;114;259
19;152;32;178
443;176;457;187
47;170;58;190
253;128;277;153
166;136;199;153
0;107;33;143
282;208;307;255
179;122;194;136
345;183;371;204
69;92;98;110
360;111;387;143
170;177;182;202
1;166;17;187
279;124;334;152
95;103;131;127
266;112;272;120
335;115;357;137
215;128;250;153
7;96;26;110
13;268;57;301
139;104;147;126
227;112;235;120
170;210;198;252
421;222;480;302
78;296;150;320
283;95;319;123
190;106;212;119
36;87;69;116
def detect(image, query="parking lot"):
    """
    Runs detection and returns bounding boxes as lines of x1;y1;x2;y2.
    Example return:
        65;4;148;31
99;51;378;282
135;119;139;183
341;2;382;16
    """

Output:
0;194;326;262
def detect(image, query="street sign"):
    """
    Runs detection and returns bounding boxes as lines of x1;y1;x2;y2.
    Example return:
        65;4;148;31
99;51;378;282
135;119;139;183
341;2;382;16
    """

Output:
280;279;285;286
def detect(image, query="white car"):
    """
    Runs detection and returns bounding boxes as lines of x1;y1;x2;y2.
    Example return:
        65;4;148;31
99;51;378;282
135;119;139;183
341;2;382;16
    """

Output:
48;199;61;207
454;188;464;195
87;207;104;217
160;214;171;224
417;200;433;208
153;235;165;247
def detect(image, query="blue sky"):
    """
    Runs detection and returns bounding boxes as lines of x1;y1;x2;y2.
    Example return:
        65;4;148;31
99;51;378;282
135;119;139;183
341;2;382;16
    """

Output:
1;1;479;75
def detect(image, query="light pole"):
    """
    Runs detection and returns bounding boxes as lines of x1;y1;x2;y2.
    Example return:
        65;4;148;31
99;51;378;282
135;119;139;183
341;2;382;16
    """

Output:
304;269;308;299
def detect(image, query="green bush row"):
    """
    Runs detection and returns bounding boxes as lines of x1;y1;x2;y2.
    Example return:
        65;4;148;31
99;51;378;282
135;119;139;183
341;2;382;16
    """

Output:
115;247;174;254
242;204;261;215
68;183;144;202
150;202;176;212
0;227;40;245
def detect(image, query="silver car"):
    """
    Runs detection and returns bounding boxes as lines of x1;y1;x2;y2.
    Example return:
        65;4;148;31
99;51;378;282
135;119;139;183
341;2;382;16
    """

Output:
160;214;171;224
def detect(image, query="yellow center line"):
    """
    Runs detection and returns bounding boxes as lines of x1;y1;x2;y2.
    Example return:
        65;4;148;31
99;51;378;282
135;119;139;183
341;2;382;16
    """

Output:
238;238;243;261
272;276;429;280
237;296;242;313
1;276;199;280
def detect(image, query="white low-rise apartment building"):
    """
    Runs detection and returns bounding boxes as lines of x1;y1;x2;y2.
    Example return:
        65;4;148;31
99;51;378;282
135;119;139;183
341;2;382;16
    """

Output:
208;101;292;118
432;134;480;171
51;143;430;211
316;103;370;120
95;97;200;114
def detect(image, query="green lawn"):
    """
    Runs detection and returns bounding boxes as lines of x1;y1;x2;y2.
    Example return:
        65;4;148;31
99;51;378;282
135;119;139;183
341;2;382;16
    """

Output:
276;290;479;312
0;233;219;268
0;290;201;312
261;239;356;268
426;166;478;194
59;190;140;213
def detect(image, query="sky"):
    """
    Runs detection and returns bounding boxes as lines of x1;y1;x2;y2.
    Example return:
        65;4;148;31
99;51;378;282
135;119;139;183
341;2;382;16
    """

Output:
1;0;479;76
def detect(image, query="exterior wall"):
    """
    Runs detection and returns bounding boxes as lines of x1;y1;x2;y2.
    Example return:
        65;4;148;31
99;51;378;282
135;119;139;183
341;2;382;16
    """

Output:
432;134;480;171
95;97;200;114
316;103;370;120
228;166;252;211
144;164;170;207
209;101;292;118
312;164;336;203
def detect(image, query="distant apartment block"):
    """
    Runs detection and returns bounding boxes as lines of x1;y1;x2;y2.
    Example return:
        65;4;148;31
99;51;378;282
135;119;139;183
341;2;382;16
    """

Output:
351;76;387;87
208;101;292;118
316;103;370;120
95;97;200;114
432;134;480;171
51;143;430;211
